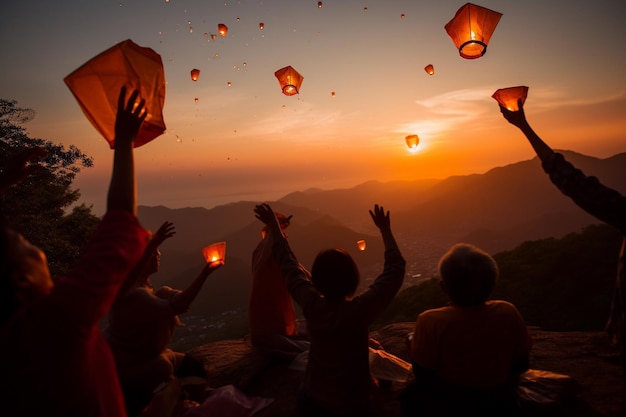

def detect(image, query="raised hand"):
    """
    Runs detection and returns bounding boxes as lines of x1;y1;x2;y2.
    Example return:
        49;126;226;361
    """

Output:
150;221;176;248
369;204;390;231
114;86;147;148
499;99;529;129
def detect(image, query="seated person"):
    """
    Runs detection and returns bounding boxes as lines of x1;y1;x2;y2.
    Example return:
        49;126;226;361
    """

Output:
105;221;222;416
249;212;310;361
402;243;532;417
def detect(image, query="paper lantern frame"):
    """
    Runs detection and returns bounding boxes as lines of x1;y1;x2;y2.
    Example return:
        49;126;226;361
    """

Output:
357;240;367;251
492;86;529;111
274;65;304;96
64;39;166;149
444;3;503;59
405;134;419;151
202;241;227;264
424;64;434;75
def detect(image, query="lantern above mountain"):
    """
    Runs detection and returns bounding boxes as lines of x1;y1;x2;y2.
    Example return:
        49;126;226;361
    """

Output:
405;134;419;151
444;3;502;59
64;39;166;149
274;65;303;96
492;86;529;111
424;64;434;75
218;23;228;36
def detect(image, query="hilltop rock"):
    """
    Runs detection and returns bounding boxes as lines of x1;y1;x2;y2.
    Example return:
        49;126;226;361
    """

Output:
186;323;626;417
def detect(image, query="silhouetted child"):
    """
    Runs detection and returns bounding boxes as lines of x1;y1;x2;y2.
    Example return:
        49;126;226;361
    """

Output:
105;221;222;416
0;87;150;416
254;203;405;417
249;212;310;361
500;99;626;380
401;243;531;417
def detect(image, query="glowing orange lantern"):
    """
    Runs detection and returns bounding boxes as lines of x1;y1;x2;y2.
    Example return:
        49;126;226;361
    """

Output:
218;23;228;36
318;1;323;8
210;33;217;40
405;134;419;150
491;86;529;111
64;39;166;149
357;240;366;251
259;22;264;30
190;68;200;81
274;65;304;96
202;241;226;264
444;3;502;59
331;91;336;97
424;64;434;75
194;97;199;103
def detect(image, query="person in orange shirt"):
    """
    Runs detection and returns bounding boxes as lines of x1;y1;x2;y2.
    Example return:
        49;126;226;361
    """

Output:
402;243;532;417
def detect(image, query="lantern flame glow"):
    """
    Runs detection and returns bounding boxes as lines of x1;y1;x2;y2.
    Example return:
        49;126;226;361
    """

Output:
274;65;304;96
444;3;502;59
202;241;226;265
405;134;420;152
357;240;366;251
218;23;228;36
491;86;529;111
190;68;200;81
424;64;434;75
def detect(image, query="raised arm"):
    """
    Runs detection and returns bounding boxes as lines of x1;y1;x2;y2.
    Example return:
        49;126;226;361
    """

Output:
499;99;553;162
107;87;147;215
169;260;223;313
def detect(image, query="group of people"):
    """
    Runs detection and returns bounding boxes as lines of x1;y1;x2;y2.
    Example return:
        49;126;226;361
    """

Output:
0;82;624;417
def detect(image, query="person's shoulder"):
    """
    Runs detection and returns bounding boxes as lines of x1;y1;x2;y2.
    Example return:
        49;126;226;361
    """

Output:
486;299;523;315
418;305;453;320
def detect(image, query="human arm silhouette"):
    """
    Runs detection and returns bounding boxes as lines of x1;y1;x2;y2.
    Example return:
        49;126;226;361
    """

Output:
169;259;223;313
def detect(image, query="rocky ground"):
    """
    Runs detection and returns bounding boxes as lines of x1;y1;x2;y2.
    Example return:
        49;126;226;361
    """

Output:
187;323;626;417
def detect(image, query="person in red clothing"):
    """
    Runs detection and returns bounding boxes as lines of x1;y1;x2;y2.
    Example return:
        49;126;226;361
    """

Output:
0;87;150;416
254;203;406;417
402;243;531;417
248;212;310;360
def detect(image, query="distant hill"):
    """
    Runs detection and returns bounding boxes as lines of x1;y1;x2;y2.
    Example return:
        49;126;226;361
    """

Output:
137;151;626;317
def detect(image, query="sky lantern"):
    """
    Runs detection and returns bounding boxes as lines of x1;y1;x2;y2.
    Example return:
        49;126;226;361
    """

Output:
492;86;529;111
194;97;199;103
274;65;304;96
405;134;419;151
64;39;166;149
318;1;323;8
259;22;265;30
190;68;200;81
357;240;367;251
202;241;226;264
444;3;502;59
218;23;228;36
331;91;336;97
210;33;217;40
424;64;434;75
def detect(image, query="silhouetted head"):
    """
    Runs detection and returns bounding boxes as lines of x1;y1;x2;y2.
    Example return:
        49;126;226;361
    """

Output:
311;248;360;302
438;243;498;307
1;219;53;326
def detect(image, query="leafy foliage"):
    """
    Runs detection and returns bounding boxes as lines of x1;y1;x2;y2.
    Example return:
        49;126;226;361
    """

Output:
377;224;622;331
0;99;99;277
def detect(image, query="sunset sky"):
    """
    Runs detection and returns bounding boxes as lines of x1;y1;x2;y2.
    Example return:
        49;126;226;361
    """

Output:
2;0;625;215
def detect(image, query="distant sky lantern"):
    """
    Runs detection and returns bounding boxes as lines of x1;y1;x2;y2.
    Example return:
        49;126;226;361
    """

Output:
364;7;368;12
202;241;226;264
405;134;419;151
357;240;367;251
331;91;336;97
259;22;264;30
318;1;323;8
190;68;200;81
210;33;217;40
444;3;503;59
401;13;405;19
424;64;434;75
274;65;304;96
227;81;232;87
64;39;166;149
218;23;228;36
492;86;529;111
194;97;199;103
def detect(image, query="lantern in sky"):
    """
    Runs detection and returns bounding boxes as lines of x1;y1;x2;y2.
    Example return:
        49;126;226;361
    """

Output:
444;3;502;59
318;1;323;8
424;64;434;75
492;86;529;111
218;23;228;36
190;68;200;81
210;33;217;40
357;240;367;251
202;241;226;264
331;91;336;97
405;134;419;151
274;65;304;96
64;39;166;149
259;22;265;30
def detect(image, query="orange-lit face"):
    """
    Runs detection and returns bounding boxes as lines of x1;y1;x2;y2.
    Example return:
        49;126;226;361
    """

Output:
6;229;53;305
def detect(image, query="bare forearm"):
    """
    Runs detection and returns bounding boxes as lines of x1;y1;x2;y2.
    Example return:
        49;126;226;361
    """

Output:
170;273;208;313
517;123;554;162
107;143;136;214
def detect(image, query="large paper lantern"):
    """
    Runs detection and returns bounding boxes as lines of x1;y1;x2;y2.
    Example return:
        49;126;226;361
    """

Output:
274;65;304;96
444;3;502;59
190;68;200;81
64;39;166;149
218;23;228;36
202;241;226;264
492;86;529;111
424;64;434;75
405;134;419;151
